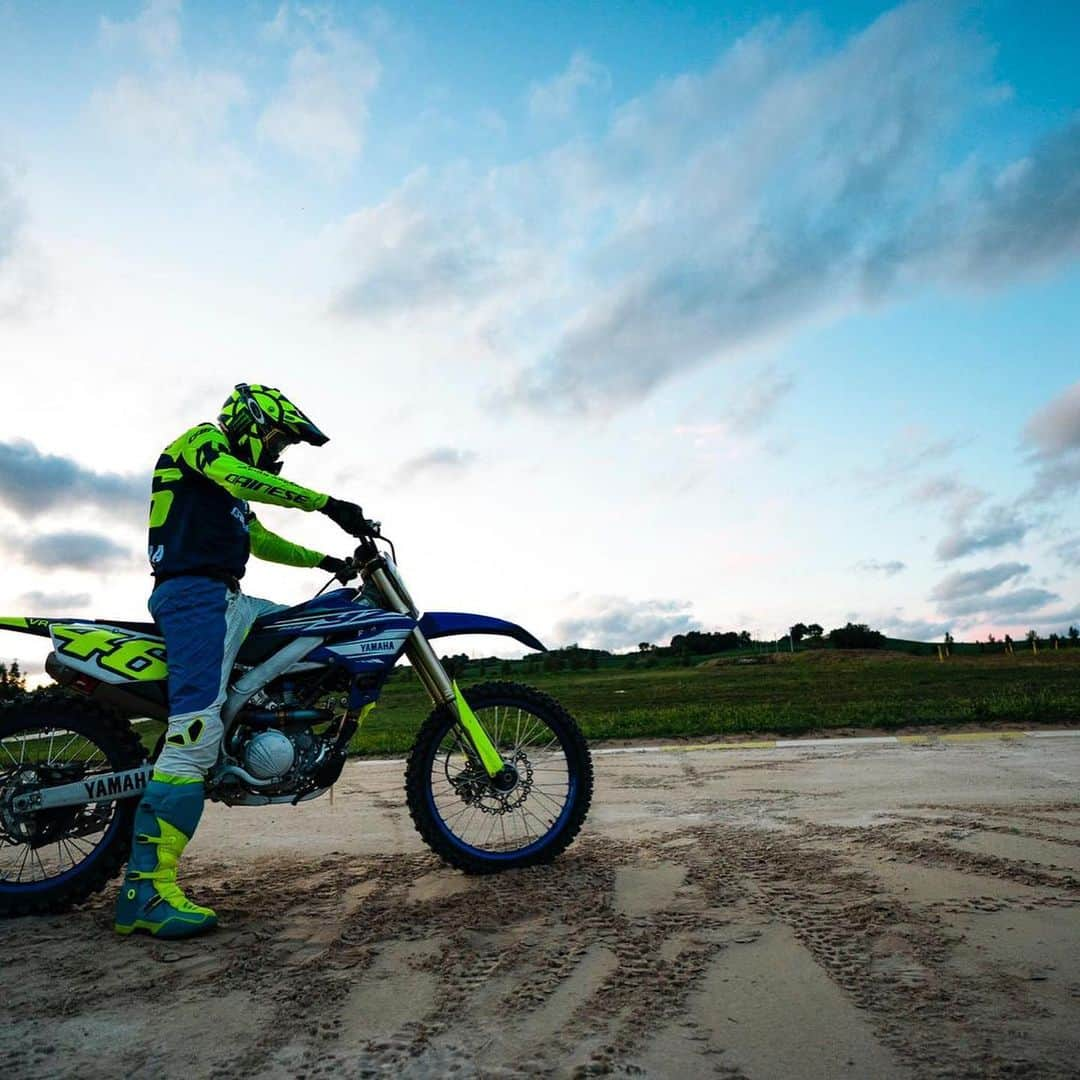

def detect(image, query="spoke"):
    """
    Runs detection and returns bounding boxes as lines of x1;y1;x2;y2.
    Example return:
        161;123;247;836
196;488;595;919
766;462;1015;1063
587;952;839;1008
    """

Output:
0;739;20;767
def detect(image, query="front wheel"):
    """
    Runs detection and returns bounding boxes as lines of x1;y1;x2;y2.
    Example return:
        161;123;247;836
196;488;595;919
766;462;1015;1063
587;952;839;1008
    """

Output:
405;681;592;873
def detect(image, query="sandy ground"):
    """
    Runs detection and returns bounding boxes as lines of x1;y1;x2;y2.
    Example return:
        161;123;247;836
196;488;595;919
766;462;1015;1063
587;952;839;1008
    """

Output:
2;734;1079;1079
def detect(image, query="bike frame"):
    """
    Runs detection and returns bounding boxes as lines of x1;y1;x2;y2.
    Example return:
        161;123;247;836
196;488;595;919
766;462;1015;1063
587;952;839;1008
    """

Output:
4;530;545;815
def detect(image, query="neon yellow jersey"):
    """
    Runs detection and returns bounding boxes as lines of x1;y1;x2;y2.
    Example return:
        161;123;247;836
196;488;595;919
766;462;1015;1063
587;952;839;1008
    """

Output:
148;424;328;579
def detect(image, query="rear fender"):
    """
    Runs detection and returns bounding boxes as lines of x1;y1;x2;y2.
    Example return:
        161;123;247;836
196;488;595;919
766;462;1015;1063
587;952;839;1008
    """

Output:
0;616;58;638
417;612;547;653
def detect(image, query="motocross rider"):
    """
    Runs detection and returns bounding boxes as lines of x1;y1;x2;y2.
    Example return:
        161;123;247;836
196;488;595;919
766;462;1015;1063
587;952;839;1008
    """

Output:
115;384;367;939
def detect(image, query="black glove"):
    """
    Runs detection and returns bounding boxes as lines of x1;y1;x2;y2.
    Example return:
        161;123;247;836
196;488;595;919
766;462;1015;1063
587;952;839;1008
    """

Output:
321;496;368;538
318;555;359;583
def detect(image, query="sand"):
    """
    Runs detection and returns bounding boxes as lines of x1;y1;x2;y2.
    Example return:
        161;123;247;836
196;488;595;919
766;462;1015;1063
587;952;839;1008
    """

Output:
2;735;1078;1078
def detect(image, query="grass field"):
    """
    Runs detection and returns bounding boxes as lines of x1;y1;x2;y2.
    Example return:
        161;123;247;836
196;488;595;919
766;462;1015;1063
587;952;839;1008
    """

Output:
347;647;1080;756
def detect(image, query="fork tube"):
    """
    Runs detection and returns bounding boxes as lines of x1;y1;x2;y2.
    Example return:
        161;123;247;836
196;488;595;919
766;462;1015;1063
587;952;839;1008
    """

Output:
405;630;455;706
364;557;504;776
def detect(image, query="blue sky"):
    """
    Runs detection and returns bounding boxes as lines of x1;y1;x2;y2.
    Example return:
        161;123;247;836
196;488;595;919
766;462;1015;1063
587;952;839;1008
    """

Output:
1;0;1078;677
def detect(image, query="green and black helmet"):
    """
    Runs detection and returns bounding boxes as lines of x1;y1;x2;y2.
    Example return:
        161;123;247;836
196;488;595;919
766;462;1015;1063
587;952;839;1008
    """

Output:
218;383;329;470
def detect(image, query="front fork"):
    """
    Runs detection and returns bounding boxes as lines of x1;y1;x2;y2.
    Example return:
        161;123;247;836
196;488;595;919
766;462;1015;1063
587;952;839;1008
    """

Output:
365;561;506;778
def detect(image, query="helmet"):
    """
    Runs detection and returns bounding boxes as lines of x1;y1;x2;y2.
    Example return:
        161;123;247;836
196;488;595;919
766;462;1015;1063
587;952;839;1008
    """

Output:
218;383;328;470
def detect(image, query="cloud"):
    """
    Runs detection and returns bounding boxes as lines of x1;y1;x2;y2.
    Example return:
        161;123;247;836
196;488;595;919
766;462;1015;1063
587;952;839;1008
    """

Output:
1055;536;1080;567
553;596;700;651
0;155;37;317
723;367;795;436
257;19;380;175
875;614;952;641
100;0;182;62
0;440;147;519
91;1;249;180
92;71;249;166
4;530;136;571
331;5;1080;418
856;435;962;493
1024;380;1080;458
1022;381;1080;502
935;505;1027;561
332;171;528;317
16;590;93;614
855;559;907;576
936;587;1058;619
529;51;611;118
881;116;1080;290
930;561;1029;602
395;447;478;484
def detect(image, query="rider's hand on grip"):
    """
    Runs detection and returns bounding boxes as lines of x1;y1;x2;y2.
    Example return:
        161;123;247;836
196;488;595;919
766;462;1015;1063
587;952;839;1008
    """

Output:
318;555;359;583
321;496;369;538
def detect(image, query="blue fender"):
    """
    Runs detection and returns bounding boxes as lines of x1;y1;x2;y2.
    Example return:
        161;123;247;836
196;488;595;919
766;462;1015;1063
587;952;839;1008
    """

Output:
417;612;547;653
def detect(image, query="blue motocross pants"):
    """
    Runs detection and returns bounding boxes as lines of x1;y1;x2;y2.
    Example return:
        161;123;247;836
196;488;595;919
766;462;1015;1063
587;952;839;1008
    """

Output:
149;576;283;780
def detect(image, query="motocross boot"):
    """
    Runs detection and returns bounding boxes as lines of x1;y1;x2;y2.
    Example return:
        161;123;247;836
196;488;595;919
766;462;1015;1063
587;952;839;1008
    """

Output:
114;775;217;939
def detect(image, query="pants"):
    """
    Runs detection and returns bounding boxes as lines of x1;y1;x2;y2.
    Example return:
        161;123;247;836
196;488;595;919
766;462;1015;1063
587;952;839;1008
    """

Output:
150;577;284;780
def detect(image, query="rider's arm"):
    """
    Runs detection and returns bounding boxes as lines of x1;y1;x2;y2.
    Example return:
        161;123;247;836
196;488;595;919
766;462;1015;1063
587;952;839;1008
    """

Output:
248;515;326;568
179;425;329;512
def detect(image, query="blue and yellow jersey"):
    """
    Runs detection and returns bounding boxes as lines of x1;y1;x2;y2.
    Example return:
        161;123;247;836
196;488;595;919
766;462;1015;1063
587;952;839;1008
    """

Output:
148;423;329;580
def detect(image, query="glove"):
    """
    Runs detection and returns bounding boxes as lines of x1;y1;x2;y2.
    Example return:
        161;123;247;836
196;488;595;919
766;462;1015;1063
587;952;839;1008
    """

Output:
321;496;369;538
318;555;359;583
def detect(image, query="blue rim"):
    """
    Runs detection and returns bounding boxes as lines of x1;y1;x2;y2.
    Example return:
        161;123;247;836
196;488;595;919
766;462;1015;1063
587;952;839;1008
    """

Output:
0;800;123;894
426;712;579;862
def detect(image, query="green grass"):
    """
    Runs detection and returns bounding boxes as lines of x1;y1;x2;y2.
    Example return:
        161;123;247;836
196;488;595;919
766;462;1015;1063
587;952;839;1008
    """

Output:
346;648;1080;756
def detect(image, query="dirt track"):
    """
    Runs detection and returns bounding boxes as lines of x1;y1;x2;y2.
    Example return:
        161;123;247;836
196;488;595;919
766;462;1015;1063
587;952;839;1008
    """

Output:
3;734;1079;1079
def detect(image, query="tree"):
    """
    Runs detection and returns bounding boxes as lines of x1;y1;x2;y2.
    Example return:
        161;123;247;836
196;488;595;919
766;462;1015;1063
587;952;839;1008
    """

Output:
1026;629;1038;643
738;630;751;646
827;623;885;649
789;623;808;645
638;642;654;653
806;624;824;639
0;660;27;703
1069;625;1079;644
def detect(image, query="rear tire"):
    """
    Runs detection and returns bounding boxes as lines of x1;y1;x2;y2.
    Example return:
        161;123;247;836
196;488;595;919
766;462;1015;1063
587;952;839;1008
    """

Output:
0;693;145;916
405;681;592;873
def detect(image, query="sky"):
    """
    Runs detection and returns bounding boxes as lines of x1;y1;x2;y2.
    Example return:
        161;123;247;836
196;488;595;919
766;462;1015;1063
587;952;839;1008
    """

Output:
1;0;1079;680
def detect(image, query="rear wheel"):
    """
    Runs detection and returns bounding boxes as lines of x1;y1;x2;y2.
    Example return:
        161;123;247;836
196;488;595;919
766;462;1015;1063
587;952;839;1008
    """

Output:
405;681;592;873
0;694;145;916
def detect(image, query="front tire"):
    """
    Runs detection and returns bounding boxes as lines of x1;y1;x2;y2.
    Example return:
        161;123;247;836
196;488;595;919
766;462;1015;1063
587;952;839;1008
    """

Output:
0;694;145;916
405;681;592;873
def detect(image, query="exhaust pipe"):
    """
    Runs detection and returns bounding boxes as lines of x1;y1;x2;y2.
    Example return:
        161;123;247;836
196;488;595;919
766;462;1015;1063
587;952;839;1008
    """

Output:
45;652;169;721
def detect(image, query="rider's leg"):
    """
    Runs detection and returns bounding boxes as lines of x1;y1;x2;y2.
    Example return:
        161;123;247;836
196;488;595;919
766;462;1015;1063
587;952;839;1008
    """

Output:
115;579;277;938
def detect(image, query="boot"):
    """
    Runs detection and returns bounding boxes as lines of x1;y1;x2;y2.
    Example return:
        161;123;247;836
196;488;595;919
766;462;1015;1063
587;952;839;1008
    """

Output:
114;774;217;939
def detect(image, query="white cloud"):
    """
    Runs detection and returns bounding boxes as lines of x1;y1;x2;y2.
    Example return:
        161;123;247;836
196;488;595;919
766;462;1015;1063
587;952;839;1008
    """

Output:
937;587;1058;619
395;447;477;484
0;156;33;317
91;70;249;168
17;590;93;614
855;559;907;576
1022;380;1080;503
257;25;380;175
100;0;182;63
91;1;250;181
529;51;611;118
930;561;1029;602
936;505;1028;561
331;4;1080;417
553;596;700;650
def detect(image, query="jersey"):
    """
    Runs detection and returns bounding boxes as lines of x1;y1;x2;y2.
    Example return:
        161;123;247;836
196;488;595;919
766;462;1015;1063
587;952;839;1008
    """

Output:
148;423;330;580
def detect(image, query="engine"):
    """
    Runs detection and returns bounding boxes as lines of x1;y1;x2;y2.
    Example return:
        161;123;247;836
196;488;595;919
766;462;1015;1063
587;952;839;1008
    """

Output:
222;722;327;801
243;730;296;779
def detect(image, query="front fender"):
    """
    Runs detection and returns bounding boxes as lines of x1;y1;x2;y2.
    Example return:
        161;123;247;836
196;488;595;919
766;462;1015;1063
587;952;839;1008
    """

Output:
417;612;547;653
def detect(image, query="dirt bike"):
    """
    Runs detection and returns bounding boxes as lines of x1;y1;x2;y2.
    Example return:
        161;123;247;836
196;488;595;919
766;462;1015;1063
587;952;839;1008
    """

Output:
0;522;593;916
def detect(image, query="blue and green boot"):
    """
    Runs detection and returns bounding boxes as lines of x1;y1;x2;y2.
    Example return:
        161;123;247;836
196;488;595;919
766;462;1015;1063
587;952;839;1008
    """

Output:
114;774;217;939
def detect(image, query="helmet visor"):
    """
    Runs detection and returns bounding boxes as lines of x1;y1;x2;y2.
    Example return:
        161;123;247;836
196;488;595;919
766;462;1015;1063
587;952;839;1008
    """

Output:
263;427;297;462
